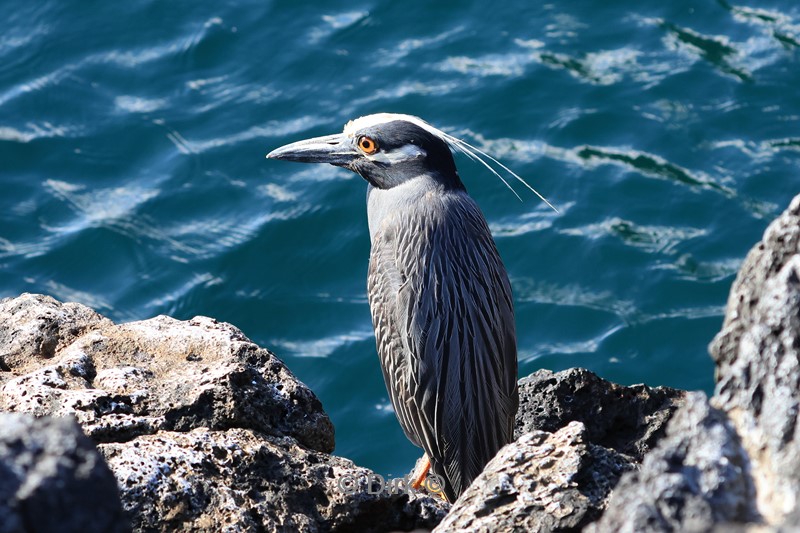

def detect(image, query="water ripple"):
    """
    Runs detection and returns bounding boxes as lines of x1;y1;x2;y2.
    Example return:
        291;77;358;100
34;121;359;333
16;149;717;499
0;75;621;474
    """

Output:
0;236;58;260
635;304;727;323
174;116;327;154
163;208;313;261
0;24;48;56
561;218;706;255
0;122;77;143
45;179;160;230
114;95;167;114
101;42;183;68
43;279;122;320
439;53;528;78
274;329;374;359
442;40;664;87
513;278;638;320
0;15;229;110
102;16;225;67
146;273;224;313
520;328;621;363
41;179;238;262
544;12;588;41
463;134;734;198
490;210;557;238
348;80;461;110
722;1;800;49
379;27;463;66
0;65;73;107
309;11;369;44
574;146;734;195
532;48;643;86
710;137;800;160
655;254;743;282
660;19;752;81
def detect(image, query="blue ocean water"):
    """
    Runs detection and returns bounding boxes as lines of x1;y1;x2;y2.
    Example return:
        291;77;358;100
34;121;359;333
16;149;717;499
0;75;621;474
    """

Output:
1;1;798;478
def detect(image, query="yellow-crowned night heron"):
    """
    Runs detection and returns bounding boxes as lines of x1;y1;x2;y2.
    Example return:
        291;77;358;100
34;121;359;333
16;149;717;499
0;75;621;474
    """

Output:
267;113;520;501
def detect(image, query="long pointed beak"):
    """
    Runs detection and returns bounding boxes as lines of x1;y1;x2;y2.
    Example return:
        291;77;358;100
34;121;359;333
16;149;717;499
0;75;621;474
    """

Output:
266;133;357;166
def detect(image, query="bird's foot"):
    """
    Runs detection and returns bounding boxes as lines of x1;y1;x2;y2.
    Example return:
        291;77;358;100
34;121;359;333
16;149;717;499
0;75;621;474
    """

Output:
410;454;448;502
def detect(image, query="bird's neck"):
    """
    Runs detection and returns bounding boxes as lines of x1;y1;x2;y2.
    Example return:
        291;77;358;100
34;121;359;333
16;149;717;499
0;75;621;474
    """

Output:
365;174;463;244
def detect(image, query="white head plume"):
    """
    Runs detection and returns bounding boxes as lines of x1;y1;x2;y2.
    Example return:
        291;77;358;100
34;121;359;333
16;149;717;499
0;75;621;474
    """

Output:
344;113;558;212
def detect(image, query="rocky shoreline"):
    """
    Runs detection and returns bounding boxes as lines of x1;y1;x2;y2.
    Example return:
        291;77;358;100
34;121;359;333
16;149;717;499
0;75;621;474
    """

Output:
0;194;798;532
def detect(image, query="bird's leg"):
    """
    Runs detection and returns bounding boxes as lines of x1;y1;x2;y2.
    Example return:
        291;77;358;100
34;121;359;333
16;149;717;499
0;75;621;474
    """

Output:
410;454;448;502
410;454;431;490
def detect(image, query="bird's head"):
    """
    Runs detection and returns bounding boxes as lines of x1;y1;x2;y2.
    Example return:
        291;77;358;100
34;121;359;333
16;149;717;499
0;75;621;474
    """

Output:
268;113;558;210
267;113;463;191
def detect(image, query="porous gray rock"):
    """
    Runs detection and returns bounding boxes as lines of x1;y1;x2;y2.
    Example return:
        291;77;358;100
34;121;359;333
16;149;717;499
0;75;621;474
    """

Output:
710;194;800;525
101;428;448;532
0;292;111;373
434;421;633;532
516;367;685;460
431;368;687;532
711;194;800;376
0;293;334;453
586;392;758;533
0;413;128;533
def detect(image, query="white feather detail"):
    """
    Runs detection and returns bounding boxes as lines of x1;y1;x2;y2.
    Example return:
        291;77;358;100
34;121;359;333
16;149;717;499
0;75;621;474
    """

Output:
343;113;558;212
369;144;427;165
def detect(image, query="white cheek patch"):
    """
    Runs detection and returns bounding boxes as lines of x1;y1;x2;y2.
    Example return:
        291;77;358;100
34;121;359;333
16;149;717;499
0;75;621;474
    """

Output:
369;144;427;164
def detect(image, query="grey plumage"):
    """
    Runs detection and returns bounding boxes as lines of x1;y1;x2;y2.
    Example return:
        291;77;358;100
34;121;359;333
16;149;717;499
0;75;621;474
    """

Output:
368;181;517;500
268;113;521;501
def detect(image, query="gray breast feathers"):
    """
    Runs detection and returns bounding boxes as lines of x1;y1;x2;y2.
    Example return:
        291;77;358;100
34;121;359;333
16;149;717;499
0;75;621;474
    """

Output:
367;189;518;500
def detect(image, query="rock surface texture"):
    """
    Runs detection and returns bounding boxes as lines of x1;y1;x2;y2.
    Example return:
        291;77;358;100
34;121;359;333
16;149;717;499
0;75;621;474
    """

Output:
586;392;758;533
431;370;684;532
711;194;800;526
0;293;334;452
434;421;634;532
0;412;128;533
515;367;685;461
1;193;799;532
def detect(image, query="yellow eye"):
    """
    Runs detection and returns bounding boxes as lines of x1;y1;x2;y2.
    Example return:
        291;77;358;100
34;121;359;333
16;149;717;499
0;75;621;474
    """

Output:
358;136;379;155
